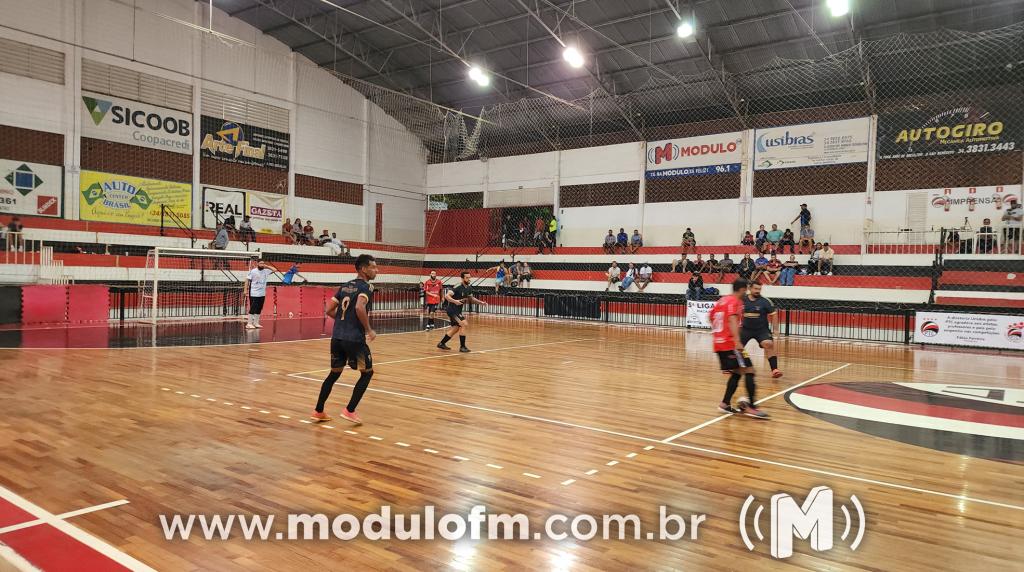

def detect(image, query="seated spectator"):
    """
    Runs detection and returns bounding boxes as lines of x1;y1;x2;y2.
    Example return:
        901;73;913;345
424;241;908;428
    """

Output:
605;261;621;291
766;224;783;250
780;255;800;286
687;272;704;300
508;260;521;287
819;242;835;275
808;243;823;274
637;263;653;291
754;225;768;251
763;254;782;285
946;229;962;253
630;229;643;254
779;228;795;253
693;254;711;274
291;218;305;244
534;217;545;243
716;253;734;282
707;254;718;274
223;214;237;234
741;231;755;246
752;253;769;283
318;229;332;245
619;262;637;291
520;262;533;287
282;219;295;244
616;228;629;254
670;254;692;273
681;228;696;252
603;230;616;254
302;220;315;245
798;225;815;254
324;232;350;257
5;216;23;252
737;253;755;280
978;218;996;253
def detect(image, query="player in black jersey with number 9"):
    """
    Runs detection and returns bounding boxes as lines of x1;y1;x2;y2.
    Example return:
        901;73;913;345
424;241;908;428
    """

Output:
741;282;783;378
438;271;488;352
310;254;377;425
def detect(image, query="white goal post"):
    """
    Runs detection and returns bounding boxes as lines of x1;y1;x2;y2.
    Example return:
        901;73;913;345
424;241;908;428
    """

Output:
139;247;257;323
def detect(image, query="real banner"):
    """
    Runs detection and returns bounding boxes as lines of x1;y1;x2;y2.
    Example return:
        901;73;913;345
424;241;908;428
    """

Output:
80;91;192;155
686;300;716;329
80;171;191;227
203;185;285;233
646;132;743;178
754;117;870;170
0;160;62;217
878;105;1020;160
200;116;290;170
915;311;1024;350
202;186;246;229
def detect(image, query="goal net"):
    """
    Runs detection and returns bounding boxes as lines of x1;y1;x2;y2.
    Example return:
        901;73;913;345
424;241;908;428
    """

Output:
138;248;256;323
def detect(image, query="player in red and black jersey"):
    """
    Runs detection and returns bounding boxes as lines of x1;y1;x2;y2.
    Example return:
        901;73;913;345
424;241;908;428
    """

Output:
710;279;768;419
438;271;488;352
422;271;443;330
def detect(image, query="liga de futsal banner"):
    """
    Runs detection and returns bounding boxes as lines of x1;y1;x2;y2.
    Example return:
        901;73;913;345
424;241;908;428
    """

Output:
914;311;1024;350
645;132;743;178
753;117;870;170
0;159;63;217
79;171;191;227
686;300;716;329
877;104;1020;160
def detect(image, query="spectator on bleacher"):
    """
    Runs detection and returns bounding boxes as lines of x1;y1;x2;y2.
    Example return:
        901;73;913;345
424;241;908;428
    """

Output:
520;262;533;287
237;215;256;244
637;263;653;291
741;231;755;246
670;254;692;273
302;220;315;245
534;216;545;240
619;263;637;291
326;232;351;257
754;225;768;251
764;254;782;285
616;228;629;253
707;254;718;275
603;230;616;254
490;261;508;293
1002;197;1022;253
738;253;755;280
780;255;800;286
223;214;237;234
779;228;795;254
978;218;996;254
791;203;812;229
211;223;229;251
508;260;521;287
681;228;696;252
798;225;815;253
630;229;643;253
752;253;769;283
716;254;734;282
605;262;621;291
5;216;23;252
291;218;305;244
808;243;823;274
693;254;711;274
687;272;704;301
538;229;554;254
819;243;835;275
766;224;783;250
318;229;332;245
282;219;295;244
945;229;962;253
548;216;558;250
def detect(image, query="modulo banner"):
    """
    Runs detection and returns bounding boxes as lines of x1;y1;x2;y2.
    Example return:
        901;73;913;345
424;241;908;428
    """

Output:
878;104;1020;160
753;117;870;170
80;91;192;155
645;132;743;178
0;160;62;217
200;116;290;170
915;311;1024;350
80;171;192;227
203;185;285;234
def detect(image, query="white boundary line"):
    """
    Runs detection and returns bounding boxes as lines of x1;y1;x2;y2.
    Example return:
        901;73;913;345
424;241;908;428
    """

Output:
0;500;130;535
0;487;154;571
286;372;1024;512
661;364;852;443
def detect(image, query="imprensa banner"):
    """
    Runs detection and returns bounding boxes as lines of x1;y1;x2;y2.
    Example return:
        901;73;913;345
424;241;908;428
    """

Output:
878;105;1019;160
645;132;743;178
203;185;285;233
80;170;191;227
685;300;716;329
0;160;62;218
753;117;870;170
199;116;290;170
80;91;192;155
922;184;1021;228
915;311;1024;350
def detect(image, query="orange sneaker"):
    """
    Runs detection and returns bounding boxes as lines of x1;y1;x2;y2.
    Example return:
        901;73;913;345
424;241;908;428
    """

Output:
310;411;331;422
771;369;783;378
339;409;363;425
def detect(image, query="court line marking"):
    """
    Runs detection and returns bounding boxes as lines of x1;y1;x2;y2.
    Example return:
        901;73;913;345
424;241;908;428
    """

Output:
0;544;38;572
0;500;130;536
287;373;1024;511
660;364;852;443
0;487;154;571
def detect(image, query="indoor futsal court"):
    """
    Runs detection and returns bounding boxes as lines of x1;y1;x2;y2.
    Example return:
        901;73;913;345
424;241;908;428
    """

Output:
2;0;1024;570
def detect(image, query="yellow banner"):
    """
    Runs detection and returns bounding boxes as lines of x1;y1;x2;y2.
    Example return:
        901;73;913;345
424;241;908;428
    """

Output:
79;170;191;227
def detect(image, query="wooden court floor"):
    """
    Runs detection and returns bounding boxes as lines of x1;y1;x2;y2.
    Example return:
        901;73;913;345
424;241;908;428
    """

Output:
1;315;1022;571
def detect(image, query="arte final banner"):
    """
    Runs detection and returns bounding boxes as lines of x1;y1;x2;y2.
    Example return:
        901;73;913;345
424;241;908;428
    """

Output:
199;116;290;170
877;104;1020;160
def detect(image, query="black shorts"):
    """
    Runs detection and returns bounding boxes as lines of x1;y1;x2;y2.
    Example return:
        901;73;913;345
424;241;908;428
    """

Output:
1005;228;1021;241
331;338;373;372
717;349;750;371
249;295;265;315
424;303;438;312
741;328;773;346
446;308;465;323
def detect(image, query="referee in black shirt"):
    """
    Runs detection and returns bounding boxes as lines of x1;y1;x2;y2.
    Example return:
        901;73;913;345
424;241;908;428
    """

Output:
741;282;783;378
438;271;489;352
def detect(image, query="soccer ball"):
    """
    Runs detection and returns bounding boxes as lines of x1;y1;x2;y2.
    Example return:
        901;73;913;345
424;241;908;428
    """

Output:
288;312;294;318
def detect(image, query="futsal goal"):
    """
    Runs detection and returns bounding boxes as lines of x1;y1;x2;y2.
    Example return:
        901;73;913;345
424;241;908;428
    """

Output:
138;247;256;323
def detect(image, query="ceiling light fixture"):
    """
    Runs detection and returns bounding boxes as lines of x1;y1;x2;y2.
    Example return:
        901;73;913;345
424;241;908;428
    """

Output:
827;0;850;17
562;46;584;68
467;65;490;87
676;21;694;38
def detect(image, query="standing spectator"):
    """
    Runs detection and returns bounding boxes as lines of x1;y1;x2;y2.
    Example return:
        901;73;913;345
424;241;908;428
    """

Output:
763;254;782;285
1003;197;1022;254
681;228;696;252
798;225;815;254
716;253;734;282
741;231;755;246
752;252;769;283
302;220;315;245
754;225;768;251
282;219;295;244
243;259;274;329
670;254;692;273
819;243;835;275
737;253;755;281
693;254;711;274
520;262;533;287
238;215;256;244
780;255;800;286
603;230;616;253
687;272;704;300
766;224;783;251
978;218;996;253
489;261;508;293
5;216;23;252
619;262;637;291
630;229;643;253
548;216;558;249
534;216;545;247
210;223;229;251
779;228;795;254
605;261;621;291
637;262;653;291
808;243;823;274
616;228;629;254
791;203;812;229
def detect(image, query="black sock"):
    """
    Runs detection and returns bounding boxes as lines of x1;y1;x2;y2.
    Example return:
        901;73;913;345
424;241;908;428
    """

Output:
745;373;757;403
427;317;435;326
722;373;740;404
768;356;778;370
459;335;467;348
440;334;451;345
346;370;374;412
315;371;342;412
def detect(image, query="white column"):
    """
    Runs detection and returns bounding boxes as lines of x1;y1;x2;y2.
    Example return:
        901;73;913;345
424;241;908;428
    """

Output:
481;158;490;208
738;128;756;240
65;0;83;222
637;141;647;234
286;53;297;222
863;114;879;259
361;98;371;242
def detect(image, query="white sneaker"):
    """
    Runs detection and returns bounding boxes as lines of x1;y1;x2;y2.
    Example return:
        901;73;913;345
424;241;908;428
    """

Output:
245;323;256;329
827;272;833;276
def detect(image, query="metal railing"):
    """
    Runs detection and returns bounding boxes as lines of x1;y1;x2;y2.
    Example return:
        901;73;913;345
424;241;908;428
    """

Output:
866;225;1023;255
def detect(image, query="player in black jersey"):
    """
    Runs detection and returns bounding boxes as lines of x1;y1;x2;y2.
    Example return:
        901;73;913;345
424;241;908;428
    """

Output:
438;271;488;352
740;282;783;378
310;254;377;425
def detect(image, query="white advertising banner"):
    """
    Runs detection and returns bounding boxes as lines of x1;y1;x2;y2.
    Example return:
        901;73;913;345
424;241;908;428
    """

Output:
80;91;193;155
924;185;1021;228
686;300;716;329
754;117;870;170
202;186;245;229
247;190;286;234
0;160;62;217
914;311;1024;350
646;132;743;178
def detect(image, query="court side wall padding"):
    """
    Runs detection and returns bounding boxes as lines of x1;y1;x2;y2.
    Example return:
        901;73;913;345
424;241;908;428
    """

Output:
67;285;109;323
21;285;67;324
